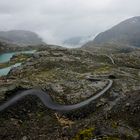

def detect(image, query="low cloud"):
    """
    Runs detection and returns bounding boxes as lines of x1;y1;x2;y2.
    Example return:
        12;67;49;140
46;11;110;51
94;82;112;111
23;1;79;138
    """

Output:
0;0;140;45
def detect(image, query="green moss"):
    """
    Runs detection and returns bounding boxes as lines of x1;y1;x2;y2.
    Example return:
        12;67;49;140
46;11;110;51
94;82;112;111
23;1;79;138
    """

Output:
111;121;118;129
94;66;112;74
72;127;95;140
102;136;120;140
0;62;11;69
36;111;46;119
72;127;120;140
21;121;28;129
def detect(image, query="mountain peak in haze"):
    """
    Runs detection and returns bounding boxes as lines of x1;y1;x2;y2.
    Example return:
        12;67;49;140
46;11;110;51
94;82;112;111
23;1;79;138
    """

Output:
84;16;140;48
0;30;44;46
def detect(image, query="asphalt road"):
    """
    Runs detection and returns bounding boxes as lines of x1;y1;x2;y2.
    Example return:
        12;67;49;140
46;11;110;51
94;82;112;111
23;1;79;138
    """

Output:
0;78;113;112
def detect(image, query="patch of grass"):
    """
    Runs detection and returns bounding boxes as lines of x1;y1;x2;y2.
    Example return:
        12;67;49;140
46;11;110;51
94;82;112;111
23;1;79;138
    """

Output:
111;121;118;129
72;127;95;140
94;65;112;74
101;136;120;140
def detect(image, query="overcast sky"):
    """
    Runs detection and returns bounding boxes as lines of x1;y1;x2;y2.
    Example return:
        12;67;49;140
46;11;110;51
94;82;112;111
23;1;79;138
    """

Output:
0;0;140;45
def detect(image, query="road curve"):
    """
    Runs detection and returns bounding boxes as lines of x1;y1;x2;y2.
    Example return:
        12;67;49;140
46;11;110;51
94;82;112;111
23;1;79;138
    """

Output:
0;78;113;112
104;54;115;65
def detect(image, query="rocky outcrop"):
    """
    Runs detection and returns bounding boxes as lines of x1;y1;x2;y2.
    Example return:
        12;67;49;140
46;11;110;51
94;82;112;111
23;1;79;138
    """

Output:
0;46;140;139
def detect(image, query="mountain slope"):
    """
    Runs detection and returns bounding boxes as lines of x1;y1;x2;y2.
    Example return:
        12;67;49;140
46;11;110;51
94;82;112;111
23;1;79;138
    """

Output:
94;16;140;47
83;16;140;48
0;30;44;46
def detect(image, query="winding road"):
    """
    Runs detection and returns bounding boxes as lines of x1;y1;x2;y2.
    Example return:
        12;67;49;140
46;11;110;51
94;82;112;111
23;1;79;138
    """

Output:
0;78;113;112
0;53;115;112
104;54;115;65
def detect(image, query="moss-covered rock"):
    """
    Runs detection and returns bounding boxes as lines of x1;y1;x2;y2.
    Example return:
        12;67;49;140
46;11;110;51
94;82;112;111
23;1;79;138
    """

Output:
72;127;95;140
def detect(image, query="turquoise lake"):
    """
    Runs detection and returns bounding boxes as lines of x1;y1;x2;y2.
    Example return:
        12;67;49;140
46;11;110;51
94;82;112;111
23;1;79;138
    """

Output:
0;63;21;76
0;50;36;63
0;50;36;76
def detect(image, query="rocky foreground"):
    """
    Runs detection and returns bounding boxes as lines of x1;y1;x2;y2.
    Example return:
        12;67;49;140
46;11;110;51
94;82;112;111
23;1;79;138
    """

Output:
0;46;140;140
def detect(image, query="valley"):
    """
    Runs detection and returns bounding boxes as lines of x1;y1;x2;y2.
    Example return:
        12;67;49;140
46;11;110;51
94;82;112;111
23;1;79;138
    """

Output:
0;16;140;140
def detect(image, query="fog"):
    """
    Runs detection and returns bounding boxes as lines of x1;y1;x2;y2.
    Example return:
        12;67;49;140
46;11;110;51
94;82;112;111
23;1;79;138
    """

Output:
0;0;140;45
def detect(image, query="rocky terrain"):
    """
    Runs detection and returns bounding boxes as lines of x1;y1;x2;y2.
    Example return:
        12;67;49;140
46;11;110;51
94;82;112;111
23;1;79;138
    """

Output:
0;40;64;54
0;41;35;53
0;46;140;140
0;41;20;53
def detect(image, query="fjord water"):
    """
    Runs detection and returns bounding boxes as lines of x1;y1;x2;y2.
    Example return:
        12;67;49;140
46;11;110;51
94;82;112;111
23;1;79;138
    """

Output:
0;50;36;76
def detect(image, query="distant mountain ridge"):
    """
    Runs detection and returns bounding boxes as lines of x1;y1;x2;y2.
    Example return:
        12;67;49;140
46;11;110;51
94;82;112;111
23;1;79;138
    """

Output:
83;16;140;48
64;36;83;46
0;30;44;46
63;36;93;47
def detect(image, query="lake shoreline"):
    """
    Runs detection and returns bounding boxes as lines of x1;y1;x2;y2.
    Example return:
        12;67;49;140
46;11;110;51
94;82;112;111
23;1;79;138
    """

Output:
0;50;36;76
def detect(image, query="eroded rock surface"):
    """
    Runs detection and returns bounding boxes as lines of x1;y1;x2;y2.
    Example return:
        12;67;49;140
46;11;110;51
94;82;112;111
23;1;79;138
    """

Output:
0;46;140;140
